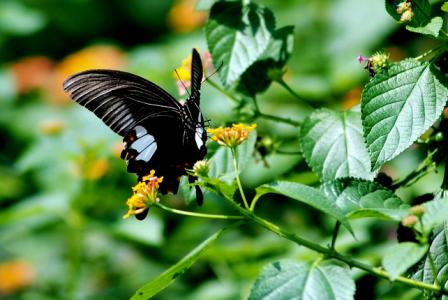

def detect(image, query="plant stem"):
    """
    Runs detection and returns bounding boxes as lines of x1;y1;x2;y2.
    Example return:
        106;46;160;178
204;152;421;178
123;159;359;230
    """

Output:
217;189;447;295
441;156;448;191
207;79;240;103
256;111;301;127
231;148;250;209
207;77;302;127
154;202;246;220
330;221;341;250
276;78;315;110
391;150;437;190
415;46;444;61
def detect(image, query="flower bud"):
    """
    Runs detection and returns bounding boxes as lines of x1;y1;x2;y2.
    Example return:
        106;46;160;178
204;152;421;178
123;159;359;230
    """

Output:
401;215;418;227
410;205;425;217
192;160;210;177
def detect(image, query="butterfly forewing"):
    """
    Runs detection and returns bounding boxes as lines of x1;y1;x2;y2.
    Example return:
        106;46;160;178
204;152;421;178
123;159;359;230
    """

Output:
63;69;182;136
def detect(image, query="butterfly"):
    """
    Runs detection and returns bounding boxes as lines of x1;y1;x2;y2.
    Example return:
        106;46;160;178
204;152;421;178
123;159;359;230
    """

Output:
63;49;208;219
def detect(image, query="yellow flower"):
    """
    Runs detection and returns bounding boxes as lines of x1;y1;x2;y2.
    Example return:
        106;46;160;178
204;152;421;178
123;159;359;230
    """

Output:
173;50;213;96
123;170;163;219
0;260;35;295
208;123;257;148
168;0;206;33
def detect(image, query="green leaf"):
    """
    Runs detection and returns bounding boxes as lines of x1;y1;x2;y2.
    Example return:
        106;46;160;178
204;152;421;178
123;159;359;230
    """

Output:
177;176;198;205
442;2;448;12
406;16;443;37
131;226;227;299
209;130;257;182
255;181;353;234
249;260;355;300
300;108;374;181
411;223;448;296
205;1;275;87
237;25;294;96
420;195;448;235
322;179;409;221
385;0;431;27
361;59;448;170
382;242;428;280
0;2;46;35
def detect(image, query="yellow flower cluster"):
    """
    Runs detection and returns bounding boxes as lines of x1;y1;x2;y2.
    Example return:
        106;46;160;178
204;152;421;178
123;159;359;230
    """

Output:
123;170;163;219
208;123;257;148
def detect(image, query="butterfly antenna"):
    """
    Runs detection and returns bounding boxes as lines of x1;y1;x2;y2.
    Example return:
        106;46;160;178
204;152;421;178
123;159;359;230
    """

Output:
203;60;223;83
174;69;191;97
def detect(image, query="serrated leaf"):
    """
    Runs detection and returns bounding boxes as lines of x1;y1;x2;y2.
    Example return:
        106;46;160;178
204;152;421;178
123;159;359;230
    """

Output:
237;25;294;96
209;130;257;182
300;108;374;181
205;1;275;87
249;260;355;300
382;242;428;280
385;0;431;27
420;195;448;235
322;179;409;221
411;223;448;299
361;59;448;170
131;226;227;299
256;181;353;234
406;16;443;37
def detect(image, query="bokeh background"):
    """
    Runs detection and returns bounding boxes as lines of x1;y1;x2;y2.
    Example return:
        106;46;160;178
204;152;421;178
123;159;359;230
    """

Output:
0;0;441;299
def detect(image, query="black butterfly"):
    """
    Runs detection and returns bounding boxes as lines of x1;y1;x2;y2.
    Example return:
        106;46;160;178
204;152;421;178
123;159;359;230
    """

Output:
63;49;207;218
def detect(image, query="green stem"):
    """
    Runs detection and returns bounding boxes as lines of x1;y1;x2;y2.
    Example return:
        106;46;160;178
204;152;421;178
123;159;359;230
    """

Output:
330;221;341;250
391;150;437;189
231;148;250;209
257;111;301;127
155;202;246;220
275;149;302;155
207;79;240;103
276;78;315;110
249;193;262;212
219;191;447;295
415;46;444;61
441;156;448;191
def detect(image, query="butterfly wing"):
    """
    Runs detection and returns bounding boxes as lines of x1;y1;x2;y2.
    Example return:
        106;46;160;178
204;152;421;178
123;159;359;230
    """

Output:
64;70;186;182
63;69;182;136
183;49;207;155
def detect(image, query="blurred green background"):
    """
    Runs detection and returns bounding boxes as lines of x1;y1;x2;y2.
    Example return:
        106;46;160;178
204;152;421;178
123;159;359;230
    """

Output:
0;0;441;299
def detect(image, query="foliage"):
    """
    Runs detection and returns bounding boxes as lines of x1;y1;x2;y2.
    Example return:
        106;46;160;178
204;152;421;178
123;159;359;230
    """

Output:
2;0;448;299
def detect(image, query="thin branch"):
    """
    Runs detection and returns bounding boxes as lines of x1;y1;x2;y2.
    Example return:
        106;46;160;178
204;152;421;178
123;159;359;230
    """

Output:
155;202;246;220
231;148;250;209
206;79;240;103
276;78;316;110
